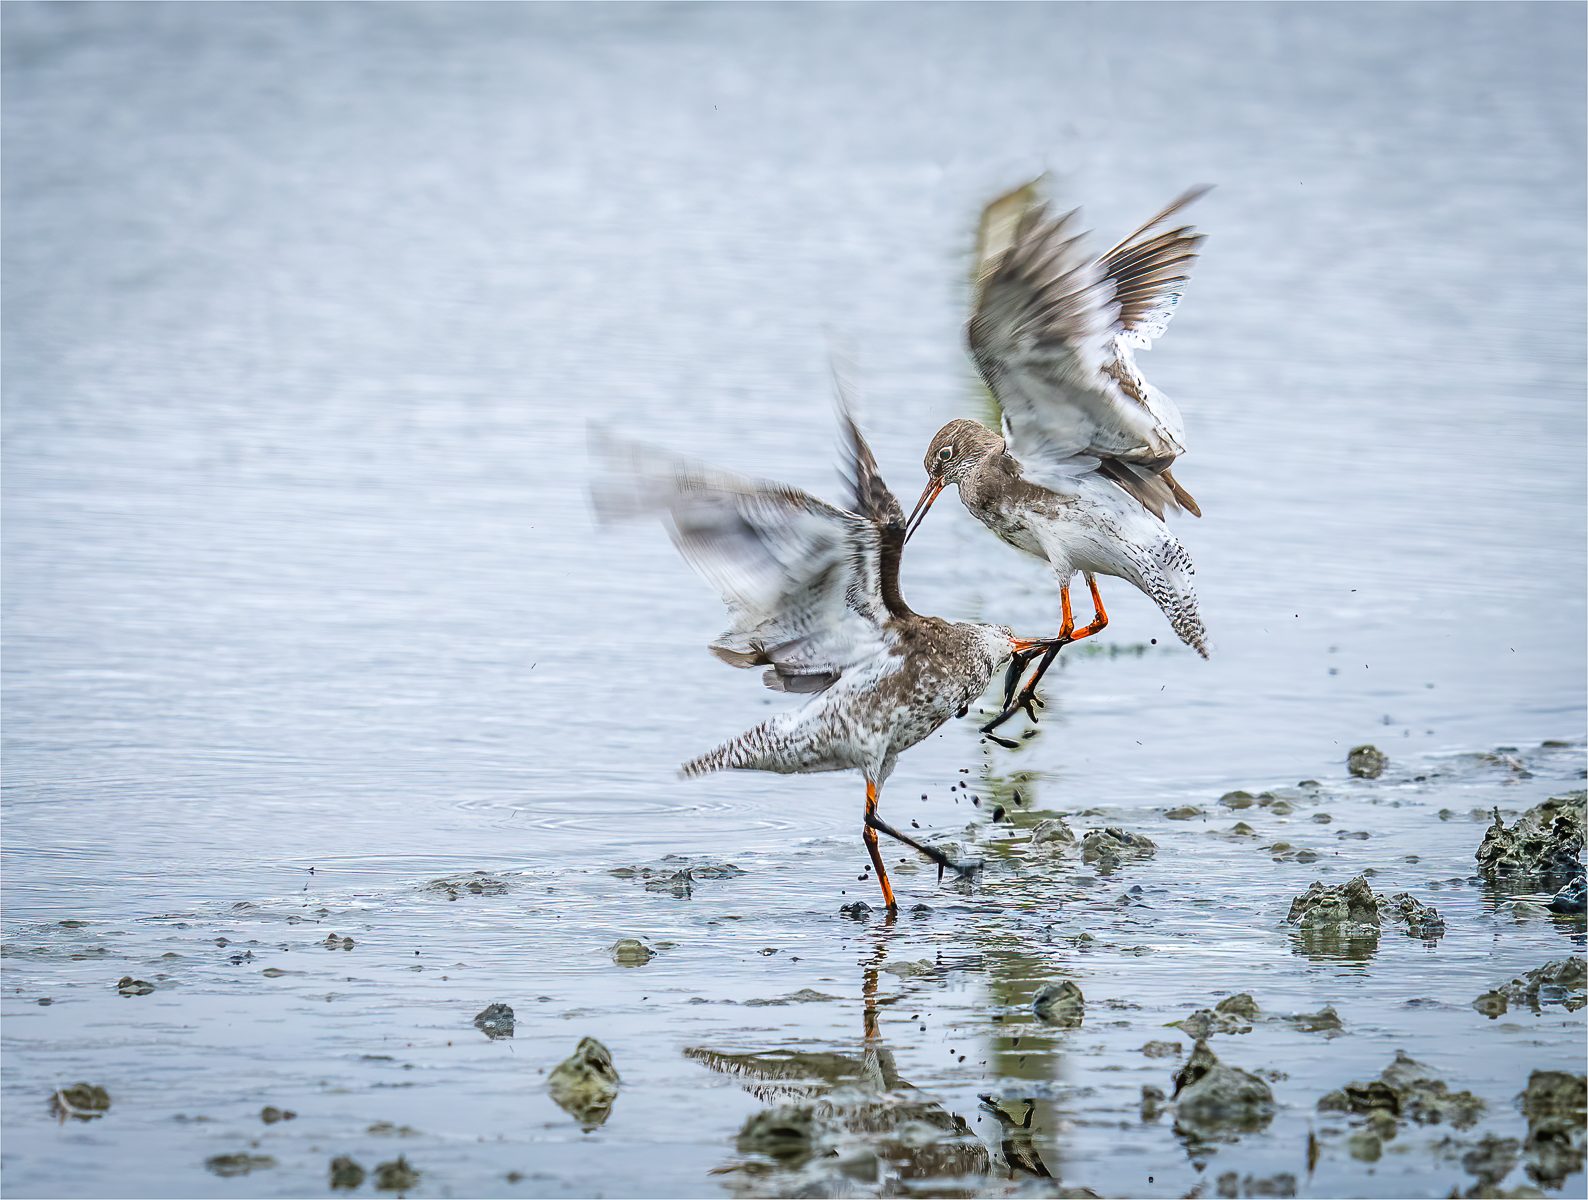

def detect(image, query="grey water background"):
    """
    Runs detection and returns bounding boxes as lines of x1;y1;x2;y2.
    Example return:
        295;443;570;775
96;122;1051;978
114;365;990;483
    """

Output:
2;3;1584;1198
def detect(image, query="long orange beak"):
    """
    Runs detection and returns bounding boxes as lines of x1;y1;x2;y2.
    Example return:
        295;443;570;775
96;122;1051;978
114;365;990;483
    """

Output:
1010;636;1049;653
904;479;944;543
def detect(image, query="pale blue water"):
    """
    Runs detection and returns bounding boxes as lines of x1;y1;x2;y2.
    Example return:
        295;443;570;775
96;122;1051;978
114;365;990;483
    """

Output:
3;3;1584;1197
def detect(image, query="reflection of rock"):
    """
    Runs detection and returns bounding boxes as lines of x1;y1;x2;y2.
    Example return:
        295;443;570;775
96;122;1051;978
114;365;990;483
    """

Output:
1473;958;1586;1018
473;1002;515;1038
1287;874;1445;957
1031;981;1084;1028
1347;745;1387;778
50;1082;110;1120
1453;1133;1520;1190
1172;993;1259;1039
1080;827;1157;871
1519;1070;1585;1190
1477;793;1585;880
548;1037;620;1128
1171;1040;1274;1139
1318;1052;1484;1130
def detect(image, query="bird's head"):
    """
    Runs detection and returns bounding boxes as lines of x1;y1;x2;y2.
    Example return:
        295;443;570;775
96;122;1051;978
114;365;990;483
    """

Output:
906;419;1001;541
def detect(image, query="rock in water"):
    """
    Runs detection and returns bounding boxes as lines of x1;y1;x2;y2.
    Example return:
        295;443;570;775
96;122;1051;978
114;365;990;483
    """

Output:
1347;745;1388;778
1476;792;1585;879
610;938;654;966
1549;874;1586;914
50;1083;110;1120
1029;817;1076;848
1172;1041;1274;1139
1520;1070;1586;1190
206;1154;276;1178
1032;981;1084;1028
473;1002;515;1038
1287;874;1445;955
1473;958;1587;1018
548;1037;620;1128
1318;1051;1484;1129
1079;827;1157;871
373;1156;420;1192
329;1157;365;1190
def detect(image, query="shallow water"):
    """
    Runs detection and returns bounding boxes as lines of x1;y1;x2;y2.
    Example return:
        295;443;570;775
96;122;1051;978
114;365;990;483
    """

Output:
3;3;1585;1197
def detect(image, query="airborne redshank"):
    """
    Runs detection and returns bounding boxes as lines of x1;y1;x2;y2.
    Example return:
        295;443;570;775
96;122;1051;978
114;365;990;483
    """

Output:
594;377;1057;912
905;183;1213;733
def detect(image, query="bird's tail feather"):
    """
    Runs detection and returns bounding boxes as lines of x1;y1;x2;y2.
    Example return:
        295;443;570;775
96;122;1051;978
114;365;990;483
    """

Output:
681;718;788;778
1136;534;1208;658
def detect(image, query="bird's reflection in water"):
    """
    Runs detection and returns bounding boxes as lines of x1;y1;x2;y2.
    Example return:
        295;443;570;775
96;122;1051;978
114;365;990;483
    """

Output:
687;924;1060;1197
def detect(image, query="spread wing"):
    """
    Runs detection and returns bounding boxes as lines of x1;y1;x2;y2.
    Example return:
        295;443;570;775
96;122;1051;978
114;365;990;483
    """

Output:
967;185;1209;517
590;406;903;695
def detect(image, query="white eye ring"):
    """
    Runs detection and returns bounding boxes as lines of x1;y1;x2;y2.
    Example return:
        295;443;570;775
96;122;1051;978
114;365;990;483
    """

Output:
938;446;953;461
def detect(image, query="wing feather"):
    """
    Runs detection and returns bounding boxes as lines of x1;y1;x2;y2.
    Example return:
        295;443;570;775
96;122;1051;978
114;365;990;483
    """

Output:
591;413;899;693
966;182;1209;513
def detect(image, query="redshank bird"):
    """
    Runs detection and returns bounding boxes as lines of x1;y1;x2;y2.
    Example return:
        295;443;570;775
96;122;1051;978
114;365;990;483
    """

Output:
905;183;1212;733
593;383;1057;912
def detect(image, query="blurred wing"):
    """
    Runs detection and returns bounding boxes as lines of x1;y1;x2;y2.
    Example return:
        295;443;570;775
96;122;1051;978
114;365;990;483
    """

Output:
967;188;1209;506
591;430;893;694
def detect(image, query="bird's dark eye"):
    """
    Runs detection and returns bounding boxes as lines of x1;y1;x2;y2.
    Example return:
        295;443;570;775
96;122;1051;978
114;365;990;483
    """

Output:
938;446;953;461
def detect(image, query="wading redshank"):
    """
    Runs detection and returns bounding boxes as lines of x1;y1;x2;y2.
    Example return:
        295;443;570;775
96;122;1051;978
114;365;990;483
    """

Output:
594;380;1057;912
905;183;1212;733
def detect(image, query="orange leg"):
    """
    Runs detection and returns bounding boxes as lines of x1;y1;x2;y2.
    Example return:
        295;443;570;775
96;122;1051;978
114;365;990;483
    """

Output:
862;779;897;912
1065;576;1109;643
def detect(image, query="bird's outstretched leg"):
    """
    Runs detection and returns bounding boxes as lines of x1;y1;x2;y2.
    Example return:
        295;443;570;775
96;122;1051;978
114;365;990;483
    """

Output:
982;579;1108;737
861;779;897;913
865;805;982;881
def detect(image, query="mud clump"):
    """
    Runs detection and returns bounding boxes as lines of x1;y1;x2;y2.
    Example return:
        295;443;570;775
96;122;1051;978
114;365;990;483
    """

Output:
1519;1070;1585;1189
323;933;355;950
260;1105;296;1123
1172;993;1260;1039
1285;1006;1344;1036
329;1157;366;1190
473;1001;515;1038
1141;1040;1182;1058
1476;792;1585;882
1080;827;1157;871
1287;874;1445;955
1318;1051;1484;1130
611;856;746;898
1347;745;1388;778
116;976;154;996
1473;958;1586;1018
610;938;654;966
1171;1040;1275;1139
1029;817;1076;848
373;1156;420;1191
50;1082;110;1120
205;1153;277;1177
426;871;510;901
548;1037;620;1128
1031;981;1084;1028
1380;891;1446;939
838;901;873;920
